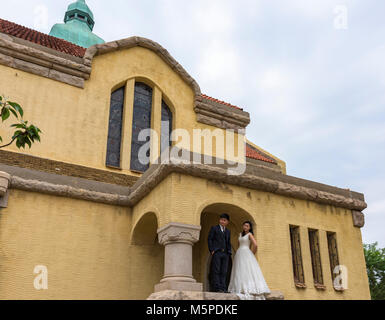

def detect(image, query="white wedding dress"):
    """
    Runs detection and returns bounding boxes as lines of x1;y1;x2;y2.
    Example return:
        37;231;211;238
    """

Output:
228;233;271;300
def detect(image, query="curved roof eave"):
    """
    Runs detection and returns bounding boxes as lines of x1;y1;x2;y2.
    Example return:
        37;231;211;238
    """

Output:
84;36;202;97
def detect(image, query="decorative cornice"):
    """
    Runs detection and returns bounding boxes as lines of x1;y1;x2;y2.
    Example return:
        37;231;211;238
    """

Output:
157;222;201;246
128;162;367;211
0;150;138;187
0;33;90;88
195;95;250;130
10;175;131;206
1;160;367;213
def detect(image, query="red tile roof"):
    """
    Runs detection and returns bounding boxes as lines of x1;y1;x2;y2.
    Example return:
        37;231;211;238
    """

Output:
0;18;86;58
246;144;277;164
201;94;243;110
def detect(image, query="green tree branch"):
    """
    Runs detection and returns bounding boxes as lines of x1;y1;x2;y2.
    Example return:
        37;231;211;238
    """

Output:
0;95;42;149
364;242;385;300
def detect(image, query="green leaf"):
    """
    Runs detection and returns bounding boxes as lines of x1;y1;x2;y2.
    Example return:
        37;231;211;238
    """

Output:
1;108;10;122
24;136;32;148
8;102;23;117
9;108;18;118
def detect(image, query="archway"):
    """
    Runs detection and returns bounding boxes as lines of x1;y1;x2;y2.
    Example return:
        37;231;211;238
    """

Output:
129;212;164;299
193;203;257;292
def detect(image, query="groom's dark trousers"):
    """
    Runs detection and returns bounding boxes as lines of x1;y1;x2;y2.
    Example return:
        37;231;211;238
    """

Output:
208;225;232;292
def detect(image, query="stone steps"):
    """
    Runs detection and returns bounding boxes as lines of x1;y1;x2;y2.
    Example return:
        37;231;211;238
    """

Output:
148;290;284;300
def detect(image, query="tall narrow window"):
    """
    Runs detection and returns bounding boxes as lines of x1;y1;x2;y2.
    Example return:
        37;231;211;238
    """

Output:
308;229;324;288
327;232;340;285
289;225;305;287
161;100;173;155
106;87;124;168
130;82;153;172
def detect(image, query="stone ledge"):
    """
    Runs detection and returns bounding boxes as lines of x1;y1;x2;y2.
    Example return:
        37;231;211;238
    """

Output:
195;97;250;130
0;33;90;88
147;290;284;300
0;150;138;187
129;161;367;211
0;152;367;215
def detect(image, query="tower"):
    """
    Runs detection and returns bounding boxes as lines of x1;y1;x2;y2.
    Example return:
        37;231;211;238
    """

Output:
49;0;104;48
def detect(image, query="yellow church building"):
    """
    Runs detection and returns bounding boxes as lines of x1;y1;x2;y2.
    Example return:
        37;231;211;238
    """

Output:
0;1;370;300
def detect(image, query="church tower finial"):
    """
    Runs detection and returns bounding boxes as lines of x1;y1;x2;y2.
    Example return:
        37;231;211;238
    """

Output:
64;0;95;31
49;0;104;48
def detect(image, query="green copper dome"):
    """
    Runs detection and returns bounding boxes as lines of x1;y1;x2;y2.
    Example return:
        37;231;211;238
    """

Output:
49;0;104;48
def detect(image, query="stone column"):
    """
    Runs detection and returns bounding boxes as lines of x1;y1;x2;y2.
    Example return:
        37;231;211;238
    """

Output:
0;171;11;208
155;222;203;292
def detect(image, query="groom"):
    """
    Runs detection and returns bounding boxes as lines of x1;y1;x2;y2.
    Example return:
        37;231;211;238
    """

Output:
208;213;232;293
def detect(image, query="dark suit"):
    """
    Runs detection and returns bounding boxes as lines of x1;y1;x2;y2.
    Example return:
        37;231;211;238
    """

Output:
208;225;232;292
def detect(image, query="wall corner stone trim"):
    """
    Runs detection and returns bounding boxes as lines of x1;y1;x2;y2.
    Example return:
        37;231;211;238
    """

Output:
0;171;11;208
352;210;365;228
0;33;90;88
0;171;11;196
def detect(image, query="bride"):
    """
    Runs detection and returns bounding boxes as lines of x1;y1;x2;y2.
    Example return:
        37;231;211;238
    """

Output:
228;221;271;300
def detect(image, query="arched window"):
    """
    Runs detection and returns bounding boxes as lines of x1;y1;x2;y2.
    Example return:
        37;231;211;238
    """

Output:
161;100;173;155
106;87;125;168
130;82;153;172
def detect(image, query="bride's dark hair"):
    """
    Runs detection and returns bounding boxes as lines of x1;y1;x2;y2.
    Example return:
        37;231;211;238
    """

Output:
242;221;254;237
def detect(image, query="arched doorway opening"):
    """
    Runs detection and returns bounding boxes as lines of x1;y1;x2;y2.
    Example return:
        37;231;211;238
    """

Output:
130;212;164;299
193;203;256;292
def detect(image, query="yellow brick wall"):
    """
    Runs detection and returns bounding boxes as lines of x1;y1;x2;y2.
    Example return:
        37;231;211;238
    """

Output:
0;189;163;300
0;172;370;300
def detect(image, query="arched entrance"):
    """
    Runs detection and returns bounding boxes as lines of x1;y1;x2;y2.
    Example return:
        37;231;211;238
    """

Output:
193;203;257;292
129;212;164;299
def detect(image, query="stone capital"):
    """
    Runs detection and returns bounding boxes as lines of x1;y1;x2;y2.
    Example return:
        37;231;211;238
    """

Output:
0;171;11;197
157;222;201;246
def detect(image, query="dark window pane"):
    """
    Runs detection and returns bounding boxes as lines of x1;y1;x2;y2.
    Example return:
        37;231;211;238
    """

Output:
106;87;125;167
161;100;173;155
308;229;324;285
327;232;340;283
290;225;305;285
130;82;152;172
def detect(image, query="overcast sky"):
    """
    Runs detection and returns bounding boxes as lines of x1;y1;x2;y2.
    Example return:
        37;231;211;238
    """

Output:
2;0;384;247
